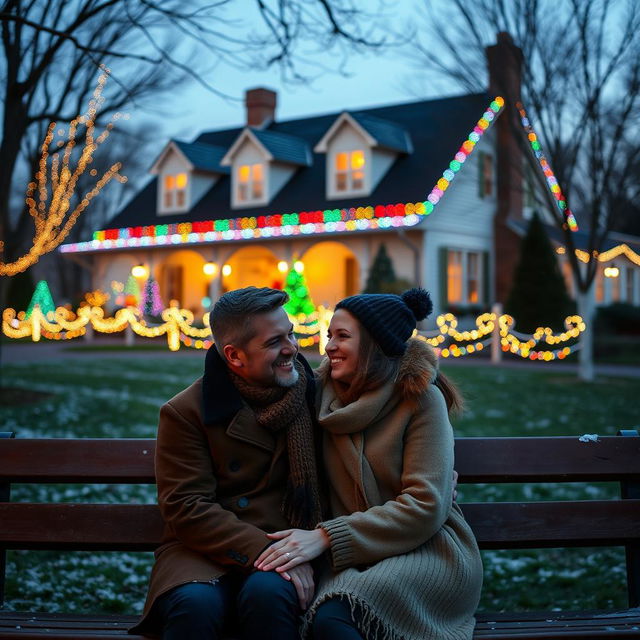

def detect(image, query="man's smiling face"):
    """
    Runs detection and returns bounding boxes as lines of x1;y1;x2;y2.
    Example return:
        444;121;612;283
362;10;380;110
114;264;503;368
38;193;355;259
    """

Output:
232;307;299;388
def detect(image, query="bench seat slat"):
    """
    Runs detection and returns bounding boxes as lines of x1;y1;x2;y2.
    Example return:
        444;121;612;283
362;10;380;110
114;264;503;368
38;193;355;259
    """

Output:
2;437;638;484
1;610;639;640
1;500;639;550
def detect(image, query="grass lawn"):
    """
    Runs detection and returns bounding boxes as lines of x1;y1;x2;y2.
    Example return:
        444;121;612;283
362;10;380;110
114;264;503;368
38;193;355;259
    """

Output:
1;356;638;616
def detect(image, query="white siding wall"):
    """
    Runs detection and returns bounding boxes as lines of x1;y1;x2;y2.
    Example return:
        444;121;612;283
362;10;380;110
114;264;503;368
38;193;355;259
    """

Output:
418;128;497;320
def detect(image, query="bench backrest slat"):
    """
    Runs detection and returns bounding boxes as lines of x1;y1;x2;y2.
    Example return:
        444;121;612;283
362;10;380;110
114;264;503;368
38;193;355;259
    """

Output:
0;439;156;483
1;437;638;483
1;500;639;550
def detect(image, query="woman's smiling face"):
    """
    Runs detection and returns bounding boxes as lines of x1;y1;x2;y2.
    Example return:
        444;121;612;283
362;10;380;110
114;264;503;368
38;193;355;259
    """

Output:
325;308;361;385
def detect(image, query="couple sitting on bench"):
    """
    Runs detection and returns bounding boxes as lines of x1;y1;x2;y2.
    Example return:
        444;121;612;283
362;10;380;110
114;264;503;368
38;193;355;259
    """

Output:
130;286;482;640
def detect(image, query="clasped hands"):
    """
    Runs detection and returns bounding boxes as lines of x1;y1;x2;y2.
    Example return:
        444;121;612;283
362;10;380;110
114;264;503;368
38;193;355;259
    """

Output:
254;528;330;609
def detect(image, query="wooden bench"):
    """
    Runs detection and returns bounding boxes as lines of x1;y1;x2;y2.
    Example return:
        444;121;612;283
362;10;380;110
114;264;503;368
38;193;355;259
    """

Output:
1;431;639;639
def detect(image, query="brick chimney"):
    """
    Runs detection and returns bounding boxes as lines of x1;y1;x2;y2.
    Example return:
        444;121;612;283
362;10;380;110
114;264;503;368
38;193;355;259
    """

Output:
486;32;525;304
245;88;277;128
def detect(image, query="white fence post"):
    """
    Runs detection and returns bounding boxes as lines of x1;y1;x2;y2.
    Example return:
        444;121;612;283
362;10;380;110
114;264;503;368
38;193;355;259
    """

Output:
491;302;503;364
125;324;135;346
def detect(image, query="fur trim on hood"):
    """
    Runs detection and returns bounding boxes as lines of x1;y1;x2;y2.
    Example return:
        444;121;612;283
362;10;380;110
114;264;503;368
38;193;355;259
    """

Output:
317;337;439;400
396;338;439;399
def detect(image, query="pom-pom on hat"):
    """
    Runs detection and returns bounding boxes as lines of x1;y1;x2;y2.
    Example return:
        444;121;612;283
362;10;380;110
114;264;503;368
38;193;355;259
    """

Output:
335;288;433;357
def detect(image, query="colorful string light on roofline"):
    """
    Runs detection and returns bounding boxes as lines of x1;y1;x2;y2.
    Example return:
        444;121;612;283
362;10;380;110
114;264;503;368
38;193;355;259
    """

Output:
60;97;504;255
516;102;578;232
425;97;504;213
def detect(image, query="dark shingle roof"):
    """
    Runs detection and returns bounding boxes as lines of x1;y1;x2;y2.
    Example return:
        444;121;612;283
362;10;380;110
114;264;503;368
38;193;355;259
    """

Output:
250;128;311;166
173;140;229;173
350;112;412;153
105;92;493;229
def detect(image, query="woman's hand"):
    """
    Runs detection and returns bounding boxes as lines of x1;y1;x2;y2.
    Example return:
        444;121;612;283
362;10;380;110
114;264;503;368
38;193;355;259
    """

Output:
254;528;330;573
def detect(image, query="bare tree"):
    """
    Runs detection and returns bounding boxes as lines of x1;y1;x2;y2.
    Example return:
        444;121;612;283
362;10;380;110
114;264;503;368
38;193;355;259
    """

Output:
0;0;389;291
409;0;640;380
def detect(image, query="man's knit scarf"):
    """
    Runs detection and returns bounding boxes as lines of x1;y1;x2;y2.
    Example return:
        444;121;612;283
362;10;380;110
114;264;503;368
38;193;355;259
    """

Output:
229;361;322;529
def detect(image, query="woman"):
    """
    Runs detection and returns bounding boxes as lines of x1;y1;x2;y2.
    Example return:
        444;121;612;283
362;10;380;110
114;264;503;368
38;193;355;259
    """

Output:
255;288;483;640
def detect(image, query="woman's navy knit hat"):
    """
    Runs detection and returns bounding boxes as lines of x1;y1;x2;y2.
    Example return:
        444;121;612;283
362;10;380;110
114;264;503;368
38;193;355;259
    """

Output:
335;288;433;357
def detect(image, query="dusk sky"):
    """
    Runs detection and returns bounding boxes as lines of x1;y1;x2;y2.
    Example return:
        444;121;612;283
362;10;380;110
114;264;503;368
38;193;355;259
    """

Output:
148;0;462;142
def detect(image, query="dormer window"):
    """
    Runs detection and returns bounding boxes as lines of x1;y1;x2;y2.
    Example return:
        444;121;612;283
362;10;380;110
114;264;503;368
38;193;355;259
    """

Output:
163;172;188;210
315;112;412;201
335;150;365;193
237;163;264;203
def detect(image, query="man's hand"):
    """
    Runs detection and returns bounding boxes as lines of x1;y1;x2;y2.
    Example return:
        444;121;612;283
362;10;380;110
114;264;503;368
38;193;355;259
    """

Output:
255;528;330;573
284;561;315;610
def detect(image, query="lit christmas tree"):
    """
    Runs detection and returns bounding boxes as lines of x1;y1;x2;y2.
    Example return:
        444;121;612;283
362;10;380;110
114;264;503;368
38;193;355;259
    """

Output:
25;280;56;318
124;275;141;307
284;262;315;316
141;276;164;316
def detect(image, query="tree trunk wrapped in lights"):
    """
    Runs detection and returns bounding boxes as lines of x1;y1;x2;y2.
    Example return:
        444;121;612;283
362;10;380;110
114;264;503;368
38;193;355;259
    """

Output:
0;70;126;277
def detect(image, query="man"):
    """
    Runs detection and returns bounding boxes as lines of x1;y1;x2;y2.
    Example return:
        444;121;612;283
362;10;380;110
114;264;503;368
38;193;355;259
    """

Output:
130;287;323;639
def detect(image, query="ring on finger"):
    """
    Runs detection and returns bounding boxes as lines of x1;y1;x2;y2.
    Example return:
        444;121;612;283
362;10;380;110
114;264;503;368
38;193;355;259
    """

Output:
285;552;291;559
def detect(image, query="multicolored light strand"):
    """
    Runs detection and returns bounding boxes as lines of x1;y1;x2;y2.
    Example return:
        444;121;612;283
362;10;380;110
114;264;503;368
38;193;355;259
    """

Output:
425;97;504;212
60;97;505;255
516;102;578;232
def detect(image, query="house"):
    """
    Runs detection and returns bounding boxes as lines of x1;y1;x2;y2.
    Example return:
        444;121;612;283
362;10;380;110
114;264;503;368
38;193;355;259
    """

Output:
59;33;640;323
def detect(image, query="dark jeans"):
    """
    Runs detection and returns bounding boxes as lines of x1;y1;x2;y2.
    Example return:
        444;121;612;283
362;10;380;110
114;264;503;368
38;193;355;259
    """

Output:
312;598;364;640
151;571;300;640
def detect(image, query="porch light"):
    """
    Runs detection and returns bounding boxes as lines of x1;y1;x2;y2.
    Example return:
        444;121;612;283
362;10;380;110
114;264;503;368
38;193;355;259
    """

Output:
203;262;218;277
222;264;232;277
604;266;619;278
294;260;304;273
277;261;289;273
131;264;148;279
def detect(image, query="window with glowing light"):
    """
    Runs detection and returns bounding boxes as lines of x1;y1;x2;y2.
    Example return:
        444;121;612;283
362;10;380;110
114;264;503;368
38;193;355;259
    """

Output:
335;150;365;193
446;250;484;305
163;172;188;211
447;251;463;304
237;163;264;203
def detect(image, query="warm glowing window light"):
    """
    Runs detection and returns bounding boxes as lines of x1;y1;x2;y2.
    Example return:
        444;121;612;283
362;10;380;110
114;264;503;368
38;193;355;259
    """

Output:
447;251;463;303
238;163;264;201
335;150;365;192
164;172;188;208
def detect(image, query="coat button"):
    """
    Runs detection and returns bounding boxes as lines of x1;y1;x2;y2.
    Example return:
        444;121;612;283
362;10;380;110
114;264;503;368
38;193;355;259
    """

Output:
237;497;249;508
229;460;241;472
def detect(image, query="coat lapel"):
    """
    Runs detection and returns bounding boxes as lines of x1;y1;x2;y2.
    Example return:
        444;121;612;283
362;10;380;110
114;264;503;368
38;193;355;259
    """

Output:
225;405;276;452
